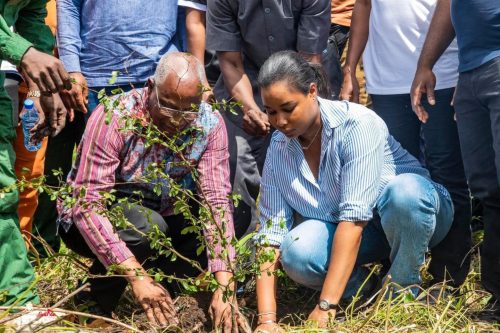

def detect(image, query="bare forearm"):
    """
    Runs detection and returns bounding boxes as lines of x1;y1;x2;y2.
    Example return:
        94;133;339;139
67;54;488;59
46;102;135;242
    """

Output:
417;0;455;69
214;271;235;290
256;247;280;321
320;221;366;303
345;0;371;69
120;257;148;283
185;8;206;64
218;51;260;111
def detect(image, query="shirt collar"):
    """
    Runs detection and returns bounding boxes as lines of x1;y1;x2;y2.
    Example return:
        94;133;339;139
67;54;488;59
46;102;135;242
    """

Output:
318;97;348;136
282;97;349;147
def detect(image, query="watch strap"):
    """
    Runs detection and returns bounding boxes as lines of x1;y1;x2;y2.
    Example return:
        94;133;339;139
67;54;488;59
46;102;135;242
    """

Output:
319;299;339;311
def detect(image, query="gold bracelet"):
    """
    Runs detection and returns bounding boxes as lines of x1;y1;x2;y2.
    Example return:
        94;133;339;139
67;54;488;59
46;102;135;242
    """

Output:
257;319;276;325
27;90;41;98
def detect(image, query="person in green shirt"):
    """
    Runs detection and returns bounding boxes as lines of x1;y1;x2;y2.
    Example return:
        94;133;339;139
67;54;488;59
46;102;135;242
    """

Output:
0;0;72;306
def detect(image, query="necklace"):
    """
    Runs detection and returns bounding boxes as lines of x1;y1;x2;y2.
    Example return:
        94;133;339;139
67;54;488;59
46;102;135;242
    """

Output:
300;123;322;150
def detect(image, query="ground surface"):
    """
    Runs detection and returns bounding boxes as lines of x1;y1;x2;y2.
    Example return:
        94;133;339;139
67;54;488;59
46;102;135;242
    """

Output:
1;230;500;332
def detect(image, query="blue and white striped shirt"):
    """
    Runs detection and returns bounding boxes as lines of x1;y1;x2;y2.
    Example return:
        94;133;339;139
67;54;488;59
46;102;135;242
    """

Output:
257;98;450;246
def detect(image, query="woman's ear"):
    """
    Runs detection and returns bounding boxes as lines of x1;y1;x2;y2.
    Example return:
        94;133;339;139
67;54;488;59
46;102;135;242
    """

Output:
309;82;318;99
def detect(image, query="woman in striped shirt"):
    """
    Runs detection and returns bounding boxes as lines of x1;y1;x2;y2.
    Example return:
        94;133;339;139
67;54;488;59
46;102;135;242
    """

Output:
253;51;454;331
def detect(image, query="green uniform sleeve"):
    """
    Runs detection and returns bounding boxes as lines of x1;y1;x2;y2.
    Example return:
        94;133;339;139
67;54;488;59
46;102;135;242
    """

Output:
15;0;55;55
0;15;34;65
0;0;54;65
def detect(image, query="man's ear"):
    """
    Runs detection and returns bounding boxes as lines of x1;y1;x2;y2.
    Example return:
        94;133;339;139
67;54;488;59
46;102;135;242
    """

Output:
147;77;154;90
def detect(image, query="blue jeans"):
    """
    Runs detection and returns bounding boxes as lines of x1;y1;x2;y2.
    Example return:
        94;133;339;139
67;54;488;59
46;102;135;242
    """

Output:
279;174;453;299
371;89;472;287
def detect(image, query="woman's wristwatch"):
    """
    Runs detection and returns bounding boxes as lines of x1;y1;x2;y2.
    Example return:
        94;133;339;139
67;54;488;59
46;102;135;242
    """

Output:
318;299;339;311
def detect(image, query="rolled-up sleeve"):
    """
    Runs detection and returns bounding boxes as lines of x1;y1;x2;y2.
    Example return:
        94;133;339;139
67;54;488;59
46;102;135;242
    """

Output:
256;147;294;247
197;112;236;272
206;0;240;51
297;0;331;54
338;114;385;222
57;0;82;72
71;107;134;267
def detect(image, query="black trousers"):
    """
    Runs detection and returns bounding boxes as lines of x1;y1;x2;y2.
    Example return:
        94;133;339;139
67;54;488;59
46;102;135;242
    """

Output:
60;204;207;313
454;56;500;301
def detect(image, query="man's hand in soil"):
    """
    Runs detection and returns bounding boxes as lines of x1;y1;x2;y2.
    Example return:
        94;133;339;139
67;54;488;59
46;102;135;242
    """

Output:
31;93;68;140
130;276;179;327
20;47;72;94
243;108;270;137
209;288;250;333
210;271;251;333
308;305;336;328
60;72;89;115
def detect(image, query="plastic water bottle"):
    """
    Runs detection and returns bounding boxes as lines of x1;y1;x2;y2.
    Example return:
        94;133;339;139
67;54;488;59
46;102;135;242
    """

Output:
20;99;41;151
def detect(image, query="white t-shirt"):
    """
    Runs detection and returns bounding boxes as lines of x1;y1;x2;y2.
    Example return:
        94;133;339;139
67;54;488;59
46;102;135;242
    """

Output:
363;0;459;95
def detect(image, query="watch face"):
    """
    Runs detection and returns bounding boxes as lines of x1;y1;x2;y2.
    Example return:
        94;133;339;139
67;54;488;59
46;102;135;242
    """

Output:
319;300;329;311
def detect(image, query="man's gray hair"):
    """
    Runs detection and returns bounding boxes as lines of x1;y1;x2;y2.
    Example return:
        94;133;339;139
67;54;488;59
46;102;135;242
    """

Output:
153;52;205;85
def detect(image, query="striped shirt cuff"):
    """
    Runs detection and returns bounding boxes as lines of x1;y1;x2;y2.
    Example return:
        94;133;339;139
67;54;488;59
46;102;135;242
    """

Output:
253;230;286;247
338;202;374;222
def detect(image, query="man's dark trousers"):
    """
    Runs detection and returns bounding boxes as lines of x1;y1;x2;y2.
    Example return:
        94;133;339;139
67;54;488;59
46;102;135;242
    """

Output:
454;56;500;302
60;203;207;313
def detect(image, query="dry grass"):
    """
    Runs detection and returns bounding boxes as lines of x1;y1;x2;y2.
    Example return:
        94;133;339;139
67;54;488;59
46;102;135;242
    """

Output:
1;233;499;332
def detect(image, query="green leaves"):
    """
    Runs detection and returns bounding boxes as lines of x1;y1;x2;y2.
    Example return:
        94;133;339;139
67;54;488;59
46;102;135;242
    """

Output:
108;70;120;85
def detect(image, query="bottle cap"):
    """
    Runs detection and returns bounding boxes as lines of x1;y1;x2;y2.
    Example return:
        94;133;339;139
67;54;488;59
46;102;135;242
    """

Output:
24;99;34;110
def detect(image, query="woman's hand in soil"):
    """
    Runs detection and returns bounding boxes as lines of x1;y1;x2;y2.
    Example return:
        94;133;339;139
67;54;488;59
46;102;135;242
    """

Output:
254;322;284;333
130;277;179;327
308;305;336;328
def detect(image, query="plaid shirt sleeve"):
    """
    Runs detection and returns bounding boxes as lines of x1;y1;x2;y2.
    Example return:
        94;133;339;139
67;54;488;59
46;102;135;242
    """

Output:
196;112;236;272
71;107;134;268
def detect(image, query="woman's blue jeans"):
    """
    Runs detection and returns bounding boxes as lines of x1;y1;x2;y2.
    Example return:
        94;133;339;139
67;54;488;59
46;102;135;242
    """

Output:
279;174;454;299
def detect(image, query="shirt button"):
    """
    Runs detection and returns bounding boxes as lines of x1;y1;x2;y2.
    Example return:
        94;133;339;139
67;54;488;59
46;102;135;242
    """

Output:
268;35;274;42
264;7;271;14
